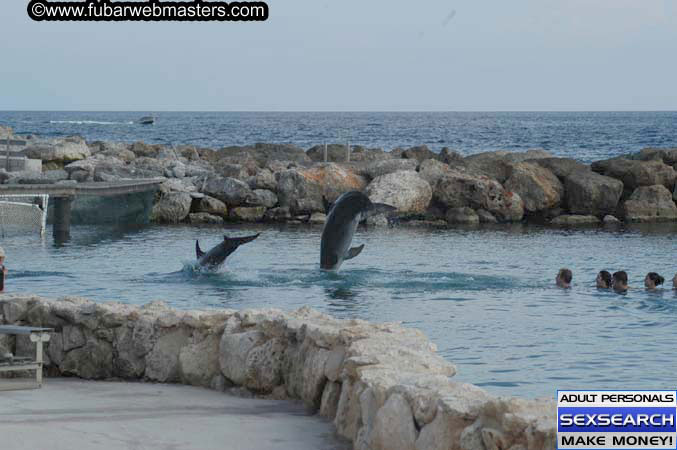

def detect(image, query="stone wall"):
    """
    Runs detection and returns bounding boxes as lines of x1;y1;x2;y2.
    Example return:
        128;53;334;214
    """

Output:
0;294;555;450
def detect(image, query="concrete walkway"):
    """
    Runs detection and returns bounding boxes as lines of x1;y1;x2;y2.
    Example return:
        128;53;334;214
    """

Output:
0;378;349;450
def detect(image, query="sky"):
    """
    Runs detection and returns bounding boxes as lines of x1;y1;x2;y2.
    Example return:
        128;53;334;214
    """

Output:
1;0;676;111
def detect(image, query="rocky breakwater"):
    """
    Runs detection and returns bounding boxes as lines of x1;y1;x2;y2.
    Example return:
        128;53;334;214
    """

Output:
2;127;675;227
0;294;556;450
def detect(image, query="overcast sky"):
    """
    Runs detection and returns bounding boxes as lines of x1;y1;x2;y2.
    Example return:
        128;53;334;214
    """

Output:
1;0;676;111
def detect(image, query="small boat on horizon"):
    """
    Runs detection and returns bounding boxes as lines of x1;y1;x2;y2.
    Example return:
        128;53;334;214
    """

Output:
138;116;155;125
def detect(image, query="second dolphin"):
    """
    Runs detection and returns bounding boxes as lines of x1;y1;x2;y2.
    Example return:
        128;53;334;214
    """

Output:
320;191;396;271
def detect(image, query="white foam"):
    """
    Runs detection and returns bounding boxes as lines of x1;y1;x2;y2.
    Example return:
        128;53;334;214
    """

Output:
49;120;133;125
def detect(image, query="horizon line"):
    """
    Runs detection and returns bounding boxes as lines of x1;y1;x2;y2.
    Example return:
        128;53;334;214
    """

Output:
2;109;677;113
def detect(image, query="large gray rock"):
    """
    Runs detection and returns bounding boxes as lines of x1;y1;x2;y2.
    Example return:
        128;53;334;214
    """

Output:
61;338;113;379
129;141;165;158
365;171;432;214
178;333;220;387
202;175;256;207
219;331;265;385
247;168;277;191
633;148;677;166
22;136;91;163
369;393;417;450
196;195;227;216
277;164;367;214
418;159;451;186
214;162;250;181
504;162;563;213
366;159;418;179
438;148;464;165
435;170;524;222
150;192;193;223
592;158;677;192
622;185;677;222
565;170;623;216
529;157;589;180
465;149;553;183
402;145;437;163
252;189;278;208
219;143;311;166
145;329;190;382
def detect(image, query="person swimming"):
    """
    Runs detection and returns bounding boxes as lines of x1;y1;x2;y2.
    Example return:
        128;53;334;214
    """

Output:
644;272;665;291
596;270;612;289
672;273;677;291
612;271;628;293
556;268;572;288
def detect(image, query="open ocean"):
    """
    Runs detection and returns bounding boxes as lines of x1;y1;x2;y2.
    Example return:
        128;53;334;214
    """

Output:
1;111;677;163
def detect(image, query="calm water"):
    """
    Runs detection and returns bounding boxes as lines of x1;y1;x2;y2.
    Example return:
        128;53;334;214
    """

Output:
2;111;677;163
3;223;676;398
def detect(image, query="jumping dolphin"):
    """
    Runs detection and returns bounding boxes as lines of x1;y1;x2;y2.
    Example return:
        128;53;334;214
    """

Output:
195;234;260;269
320;191;396;271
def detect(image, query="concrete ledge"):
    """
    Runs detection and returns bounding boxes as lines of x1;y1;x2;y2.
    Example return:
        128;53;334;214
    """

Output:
0;294;556;450
0;378;348;450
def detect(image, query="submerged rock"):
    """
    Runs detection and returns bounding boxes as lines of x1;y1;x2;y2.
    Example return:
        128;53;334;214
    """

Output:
550;215;601;226
229;206;266;222
445;207;479;224
189;213;224;224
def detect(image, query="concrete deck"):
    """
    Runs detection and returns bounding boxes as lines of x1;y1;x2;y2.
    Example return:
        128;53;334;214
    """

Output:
0;378;349;450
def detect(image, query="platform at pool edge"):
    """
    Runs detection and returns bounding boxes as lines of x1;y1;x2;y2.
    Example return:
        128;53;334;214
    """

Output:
0;378;349;450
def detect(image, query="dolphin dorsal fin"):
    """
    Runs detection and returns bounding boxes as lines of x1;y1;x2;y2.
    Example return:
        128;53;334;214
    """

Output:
196;240;205;259
345;244;365;260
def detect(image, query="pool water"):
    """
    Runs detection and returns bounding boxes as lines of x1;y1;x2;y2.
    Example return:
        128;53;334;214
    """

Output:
2;223;676;398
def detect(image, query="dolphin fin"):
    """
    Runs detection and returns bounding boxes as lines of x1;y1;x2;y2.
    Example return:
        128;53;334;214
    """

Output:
345;244;365;260
196;240;205;259
224;233;261;246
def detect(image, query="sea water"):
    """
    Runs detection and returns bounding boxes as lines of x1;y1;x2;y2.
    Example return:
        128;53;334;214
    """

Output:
3;223;676;398
2;111;677;163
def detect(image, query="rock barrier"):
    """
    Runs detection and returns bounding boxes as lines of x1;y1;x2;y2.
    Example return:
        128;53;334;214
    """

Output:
0;294;555;450
2;126;674;227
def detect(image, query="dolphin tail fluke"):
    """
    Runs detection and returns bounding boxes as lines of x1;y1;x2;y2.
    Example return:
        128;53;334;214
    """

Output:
345;244;365;260
224;233;261;246
196;240;205;259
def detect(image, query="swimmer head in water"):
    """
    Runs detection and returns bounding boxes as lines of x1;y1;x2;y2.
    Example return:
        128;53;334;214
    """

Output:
556;268;572;288
596;270;612;289
612;271;628;293
644;272;665;290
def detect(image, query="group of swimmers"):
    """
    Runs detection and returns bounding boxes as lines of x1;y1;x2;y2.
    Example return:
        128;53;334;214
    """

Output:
555;268;677;292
